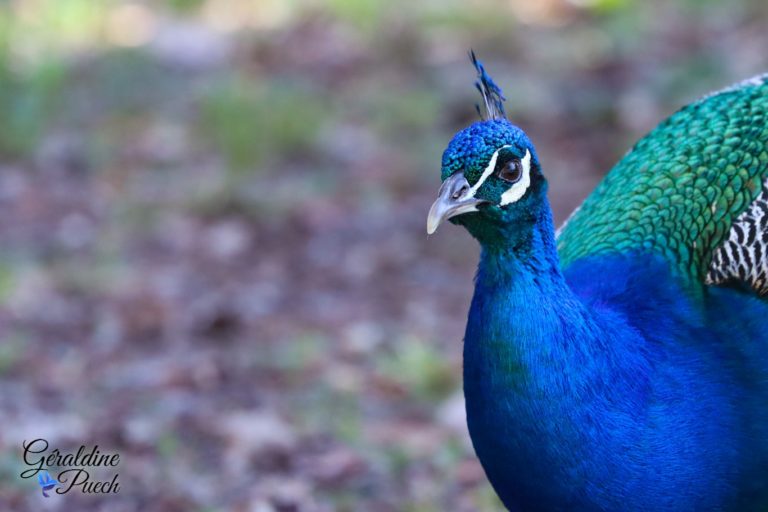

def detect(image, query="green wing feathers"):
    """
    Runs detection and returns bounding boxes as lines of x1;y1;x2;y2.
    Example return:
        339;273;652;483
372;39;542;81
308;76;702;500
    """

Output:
557;75;768;294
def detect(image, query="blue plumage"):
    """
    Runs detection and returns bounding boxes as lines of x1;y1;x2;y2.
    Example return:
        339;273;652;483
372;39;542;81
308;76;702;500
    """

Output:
427;55;768;511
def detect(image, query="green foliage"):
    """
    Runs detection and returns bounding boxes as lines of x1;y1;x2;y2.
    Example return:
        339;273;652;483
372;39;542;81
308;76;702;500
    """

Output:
433;436;465;469
0;260;15;303
0;333;22;375
254;333;368;443
21;0;109;43
157;430;180;460
271;332;327;373
325;0;390;32
165;0;207;14
199;77;329;174
368;86;441;139
403;501;441;512
416;1;509;31
378;336;457;402
0;447;30;489
473;481;507;511
299;385;363;444
579;0;630;13
0;60;64;157
76;48;175;113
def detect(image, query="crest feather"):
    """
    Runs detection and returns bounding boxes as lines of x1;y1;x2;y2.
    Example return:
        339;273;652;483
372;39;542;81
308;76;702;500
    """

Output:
470;50;507;120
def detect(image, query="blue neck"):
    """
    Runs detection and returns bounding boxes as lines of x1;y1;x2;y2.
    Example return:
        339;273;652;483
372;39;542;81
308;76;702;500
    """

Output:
464;204;606;400
462;203;648;508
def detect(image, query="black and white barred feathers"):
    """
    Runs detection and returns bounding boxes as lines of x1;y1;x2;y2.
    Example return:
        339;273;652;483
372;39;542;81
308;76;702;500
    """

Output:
707;183;768;295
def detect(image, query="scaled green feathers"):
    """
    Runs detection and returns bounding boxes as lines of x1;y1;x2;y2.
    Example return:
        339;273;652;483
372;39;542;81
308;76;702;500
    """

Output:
557;76;768;289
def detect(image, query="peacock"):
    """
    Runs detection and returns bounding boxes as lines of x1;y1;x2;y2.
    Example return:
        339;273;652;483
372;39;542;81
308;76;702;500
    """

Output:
427;53;768;511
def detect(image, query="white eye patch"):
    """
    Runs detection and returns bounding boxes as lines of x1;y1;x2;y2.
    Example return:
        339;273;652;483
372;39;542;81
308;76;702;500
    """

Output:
463;146;533;206
500;149;531;206
466;145;511;197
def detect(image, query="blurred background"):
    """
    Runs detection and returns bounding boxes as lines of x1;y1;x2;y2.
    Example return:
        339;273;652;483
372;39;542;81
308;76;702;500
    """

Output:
0;0;766;510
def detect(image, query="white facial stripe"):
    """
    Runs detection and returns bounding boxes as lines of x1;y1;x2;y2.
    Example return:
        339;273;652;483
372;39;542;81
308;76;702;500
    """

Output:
466;145;511;198
500;149;531;206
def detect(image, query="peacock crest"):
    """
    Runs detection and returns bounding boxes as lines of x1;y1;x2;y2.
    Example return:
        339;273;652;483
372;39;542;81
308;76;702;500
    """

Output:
470;50;507;121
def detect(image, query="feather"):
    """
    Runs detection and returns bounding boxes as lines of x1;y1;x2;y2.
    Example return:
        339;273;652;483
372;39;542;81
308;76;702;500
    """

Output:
470;50;507;121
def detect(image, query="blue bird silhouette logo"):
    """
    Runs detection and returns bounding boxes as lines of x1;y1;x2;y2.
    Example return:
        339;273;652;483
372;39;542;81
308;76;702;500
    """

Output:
37;471;57;497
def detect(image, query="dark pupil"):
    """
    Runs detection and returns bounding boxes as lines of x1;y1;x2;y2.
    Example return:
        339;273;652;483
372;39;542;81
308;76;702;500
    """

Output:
498;159;522;183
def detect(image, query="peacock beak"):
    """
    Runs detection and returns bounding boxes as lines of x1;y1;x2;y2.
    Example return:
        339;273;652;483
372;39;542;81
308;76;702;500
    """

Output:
427;172;488;234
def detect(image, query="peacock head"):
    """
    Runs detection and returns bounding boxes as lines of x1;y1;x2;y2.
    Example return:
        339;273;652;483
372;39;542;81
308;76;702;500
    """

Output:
427;53;547;247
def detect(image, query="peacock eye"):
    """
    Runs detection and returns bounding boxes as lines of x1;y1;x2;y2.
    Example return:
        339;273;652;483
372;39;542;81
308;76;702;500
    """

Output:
497;159;523;183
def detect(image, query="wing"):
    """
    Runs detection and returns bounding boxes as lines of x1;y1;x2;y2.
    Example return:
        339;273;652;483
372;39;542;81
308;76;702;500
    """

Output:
557;74;768;295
